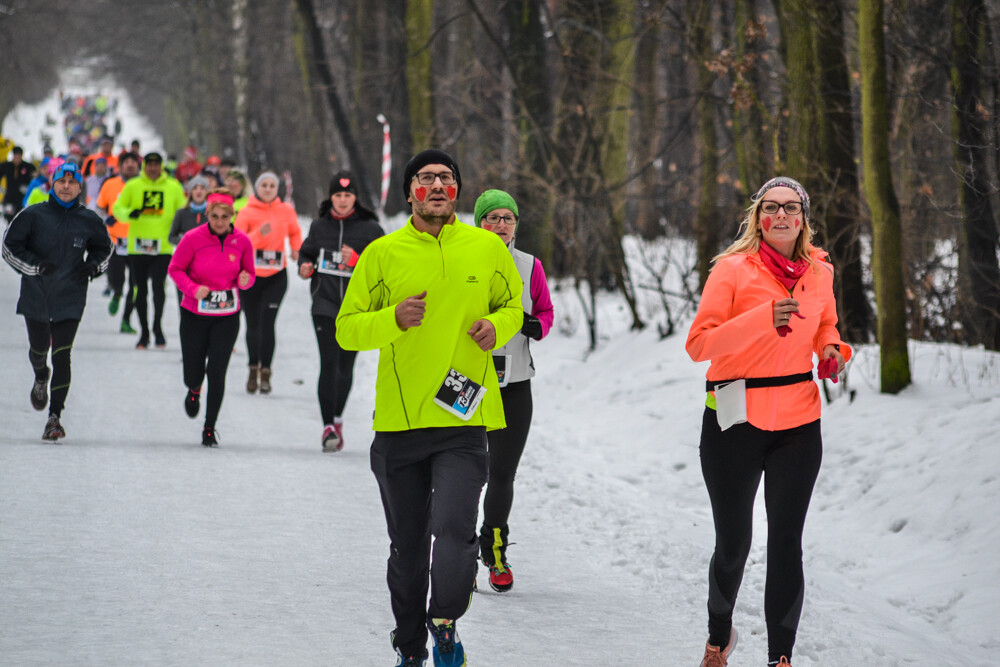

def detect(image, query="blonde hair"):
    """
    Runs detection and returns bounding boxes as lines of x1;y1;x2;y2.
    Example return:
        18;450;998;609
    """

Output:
713;196;818;268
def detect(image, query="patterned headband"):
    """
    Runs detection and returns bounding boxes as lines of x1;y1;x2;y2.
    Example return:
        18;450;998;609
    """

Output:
752;177;810;219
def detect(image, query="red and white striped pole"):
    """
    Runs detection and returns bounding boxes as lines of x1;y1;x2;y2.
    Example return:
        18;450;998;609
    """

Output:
376;113;391;215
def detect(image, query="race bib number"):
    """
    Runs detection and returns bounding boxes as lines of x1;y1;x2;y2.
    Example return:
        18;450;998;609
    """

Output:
197;289;239;315
315;248;352;277
114;237;129;254
135;238;160;255
255;249;284;269
433;369;486;421
493;354;512;388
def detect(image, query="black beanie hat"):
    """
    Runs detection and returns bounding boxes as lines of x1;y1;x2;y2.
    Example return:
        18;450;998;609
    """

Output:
329;170;358;196
402;149;461;200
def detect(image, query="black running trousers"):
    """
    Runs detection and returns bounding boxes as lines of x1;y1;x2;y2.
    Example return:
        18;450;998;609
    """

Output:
699;407;822;663
312;314;358;424
25;318;80;417
241;269;287;368
179;309;240;429
130;254;170;335
482;379;533;536
371;426;489;660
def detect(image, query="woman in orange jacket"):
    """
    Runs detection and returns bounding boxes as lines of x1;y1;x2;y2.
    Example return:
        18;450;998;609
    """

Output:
234;171;302;394
686;177;851;667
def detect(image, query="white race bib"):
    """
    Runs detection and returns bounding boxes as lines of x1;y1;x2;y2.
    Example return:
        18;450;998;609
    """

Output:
714;379;747;431
114;237;129;255
493;354;512;388
315;248;352;277
135;238;160;255
434;369;486;421
255;249;284;270
196;289;239;315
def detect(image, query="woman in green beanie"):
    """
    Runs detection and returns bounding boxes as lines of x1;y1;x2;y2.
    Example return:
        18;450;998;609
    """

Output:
473;188;554;592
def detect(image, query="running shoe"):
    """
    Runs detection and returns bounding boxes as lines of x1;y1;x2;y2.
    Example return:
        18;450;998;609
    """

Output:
31;367;50;411
109;295;120;315
321;425;342;452
426;618;465;667
184;390;200;418
120;321;137;334
395;651;426;667
768;658;793;667
42;414;66;441
136;334;150;349
202;427;218;447
700;628;738;667
154;329;166;348
259;368;272;394
246;365;259;394
486;560;513;593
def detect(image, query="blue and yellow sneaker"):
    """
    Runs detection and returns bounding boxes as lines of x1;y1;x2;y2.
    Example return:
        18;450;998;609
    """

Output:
395;649;426;667
426;617;466;667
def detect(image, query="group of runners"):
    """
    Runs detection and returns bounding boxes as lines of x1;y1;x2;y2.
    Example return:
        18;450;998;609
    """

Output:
3;135;849;667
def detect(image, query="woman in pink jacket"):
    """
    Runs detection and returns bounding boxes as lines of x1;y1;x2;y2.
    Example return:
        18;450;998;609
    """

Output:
169;189;255;446
686;177;851;667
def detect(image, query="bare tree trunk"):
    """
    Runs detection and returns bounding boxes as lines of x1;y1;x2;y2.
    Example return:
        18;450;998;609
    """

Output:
232;0;250;167
859;0;912;393
293;0;375;203
690;0;719;290
952;0;1000;350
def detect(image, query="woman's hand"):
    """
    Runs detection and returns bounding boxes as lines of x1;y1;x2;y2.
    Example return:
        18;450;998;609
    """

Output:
341;244;356;264
821;344;846;375
238;270;251;288
773;298;803;329
194;286;210;300
290;249;299;262
299;262;314;279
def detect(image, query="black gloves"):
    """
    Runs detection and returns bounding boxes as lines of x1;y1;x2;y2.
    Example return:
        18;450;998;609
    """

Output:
38;261;59;276
76;263;100;281
521;313;543;340
105;216;117;227
128;209;142;219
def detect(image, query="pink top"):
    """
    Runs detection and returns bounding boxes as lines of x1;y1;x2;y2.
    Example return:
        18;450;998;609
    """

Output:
168;223;256;315
529;257;554;338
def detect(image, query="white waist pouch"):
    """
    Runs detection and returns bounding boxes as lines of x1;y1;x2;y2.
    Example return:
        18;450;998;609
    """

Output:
714;379;747;431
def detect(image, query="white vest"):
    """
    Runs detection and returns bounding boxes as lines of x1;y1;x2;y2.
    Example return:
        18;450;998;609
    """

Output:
493;246;537;385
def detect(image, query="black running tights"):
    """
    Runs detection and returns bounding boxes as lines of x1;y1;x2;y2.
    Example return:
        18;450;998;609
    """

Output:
130;254;170;336
25;318;80;417
312;314;358;424
241;269;287;368
699;408;822;663
482;380;533;536
179;309;240;429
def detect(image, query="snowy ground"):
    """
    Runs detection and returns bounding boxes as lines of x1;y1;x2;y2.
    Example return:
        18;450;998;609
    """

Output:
1;229;997;665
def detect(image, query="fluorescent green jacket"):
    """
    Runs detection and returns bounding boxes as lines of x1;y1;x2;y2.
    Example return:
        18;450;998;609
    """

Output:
336;216;523;432
112;167;186;256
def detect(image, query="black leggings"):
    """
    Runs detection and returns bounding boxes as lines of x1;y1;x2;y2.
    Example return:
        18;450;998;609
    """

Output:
699;408;822;663
179;309;240;429
312;314;358;424
480;379;532;563
108;254;136;324
241;269;287;367
130;254;170;336
25;318;80;417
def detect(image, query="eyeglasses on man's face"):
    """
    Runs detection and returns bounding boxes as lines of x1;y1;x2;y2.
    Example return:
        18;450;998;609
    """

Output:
760;201;803;215
413;171;457;186
484;214;517;226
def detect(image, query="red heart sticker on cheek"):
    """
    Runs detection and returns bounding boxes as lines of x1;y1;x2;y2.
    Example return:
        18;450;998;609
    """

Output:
446;185;457;200
794;217;801;228
414;186;428;202
339;178;350;188
762;216;772;232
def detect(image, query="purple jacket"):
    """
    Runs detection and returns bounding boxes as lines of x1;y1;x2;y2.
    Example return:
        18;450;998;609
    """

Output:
168;223;256;315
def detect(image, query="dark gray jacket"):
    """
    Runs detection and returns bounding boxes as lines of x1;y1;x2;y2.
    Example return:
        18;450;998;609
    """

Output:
2;197;112;321
298;211;384;318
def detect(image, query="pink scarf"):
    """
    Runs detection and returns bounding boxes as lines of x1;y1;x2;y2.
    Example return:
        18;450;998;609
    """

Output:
758;242;808;291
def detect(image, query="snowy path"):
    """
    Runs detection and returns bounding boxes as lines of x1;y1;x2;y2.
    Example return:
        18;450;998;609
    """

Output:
1;253;996;666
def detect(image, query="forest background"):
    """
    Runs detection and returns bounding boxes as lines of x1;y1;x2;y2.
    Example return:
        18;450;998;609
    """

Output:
2;0;999;392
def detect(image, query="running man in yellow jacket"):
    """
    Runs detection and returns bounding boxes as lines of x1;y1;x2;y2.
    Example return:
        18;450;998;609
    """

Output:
336;149;522;667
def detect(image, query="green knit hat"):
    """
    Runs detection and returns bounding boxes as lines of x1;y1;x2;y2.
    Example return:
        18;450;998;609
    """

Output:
473;189;519;227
